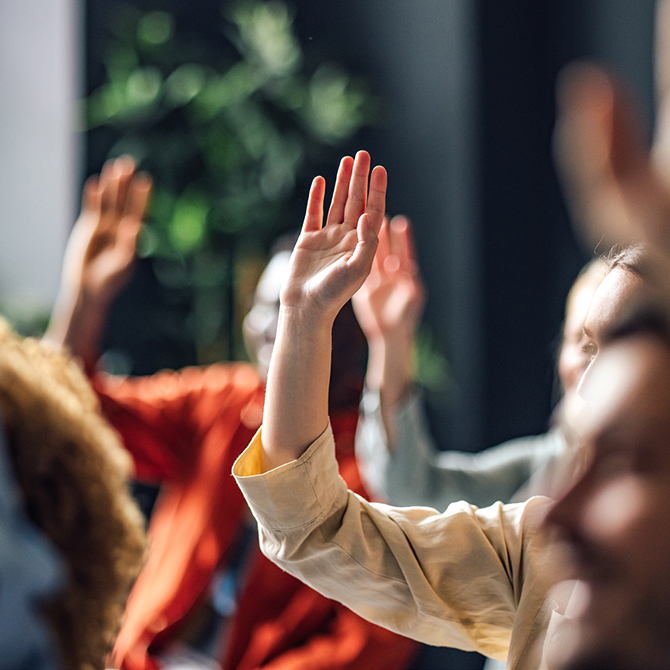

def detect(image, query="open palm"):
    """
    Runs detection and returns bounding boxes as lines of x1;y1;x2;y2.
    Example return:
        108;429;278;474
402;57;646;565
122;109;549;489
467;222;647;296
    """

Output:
282;151;387;320
353;215;426;343
555;62;670;255
63;157;152;305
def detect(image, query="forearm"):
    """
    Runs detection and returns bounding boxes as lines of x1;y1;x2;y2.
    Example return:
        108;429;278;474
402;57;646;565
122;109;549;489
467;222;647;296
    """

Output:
261;306;334;470
365;331;414;449
44;288;108;373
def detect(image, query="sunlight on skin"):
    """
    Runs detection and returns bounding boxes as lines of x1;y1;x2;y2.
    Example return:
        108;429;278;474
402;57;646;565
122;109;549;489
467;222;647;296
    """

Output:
261;151;387;470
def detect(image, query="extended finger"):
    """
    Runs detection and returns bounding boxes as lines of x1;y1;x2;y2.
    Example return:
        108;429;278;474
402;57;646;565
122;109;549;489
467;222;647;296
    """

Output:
125;173;153;221
390;215;419;273
302;176;326;233
555;63;650;245
81;175;101;215
99;159;119;215
326;156;354;226
365;165;387;236
117;215;143;261
115;155;137;215
343;151;371;226
555;64;650;186
347;213;379;282
370;216;389;274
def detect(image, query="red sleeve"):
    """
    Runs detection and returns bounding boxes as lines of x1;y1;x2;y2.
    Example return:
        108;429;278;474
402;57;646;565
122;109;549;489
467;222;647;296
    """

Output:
111;363;266;670
226;551;417;670
260;606;418;670
92;363;264;482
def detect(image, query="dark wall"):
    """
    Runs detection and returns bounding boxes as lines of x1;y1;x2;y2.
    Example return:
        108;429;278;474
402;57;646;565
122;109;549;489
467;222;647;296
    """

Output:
477;0;654;447
288;0;656;450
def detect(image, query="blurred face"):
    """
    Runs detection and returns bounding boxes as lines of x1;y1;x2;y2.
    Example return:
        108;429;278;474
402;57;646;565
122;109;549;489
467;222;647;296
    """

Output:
576;267;645;382
545;335;670;670
242;250;291;380
558;274;602;393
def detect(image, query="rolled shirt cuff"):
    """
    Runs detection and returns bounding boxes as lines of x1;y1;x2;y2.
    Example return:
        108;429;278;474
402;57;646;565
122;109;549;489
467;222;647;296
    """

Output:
233;422;346;533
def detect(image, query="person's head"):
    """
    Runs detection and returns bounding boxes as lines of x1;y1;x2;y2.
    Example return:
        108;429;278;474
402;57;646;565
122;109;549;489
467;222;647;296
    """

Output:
575;245;651;385
242;245;292;382
243;236;367;410
545;302;670;670
557;259;607;394
0;319;146;670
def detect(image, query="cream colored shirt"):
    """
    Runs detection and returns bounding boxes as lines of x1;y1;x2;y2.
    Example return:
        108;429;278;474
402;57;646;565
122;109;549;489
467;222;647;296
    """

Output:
233;424;569;670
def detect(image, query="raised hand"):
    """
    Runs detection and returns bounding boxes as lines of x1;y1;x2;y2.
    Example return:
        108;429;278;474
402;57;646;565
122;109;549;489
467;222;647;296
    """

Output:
281;151;387;322
554;0;670;257
553;64;670;253
352;215;426;424
353;215;426;345
63;156;152;306
45;156;152;369
262;151;387;469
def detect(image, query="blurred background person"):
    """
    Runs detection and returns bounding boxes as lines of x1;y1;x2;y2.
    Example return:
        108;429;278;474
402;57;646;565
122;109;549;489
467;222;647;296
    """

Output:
355;216;605;512
0;317;146;670
541;291;670;670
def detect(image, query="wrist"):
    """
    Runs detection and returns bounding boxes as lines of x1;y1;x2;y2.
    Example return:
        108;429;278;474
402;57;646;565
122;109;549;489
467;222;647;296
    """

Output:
365;334;415;401
379;362;414;409
367;326;415;351
278;304;337;338
45;286;108;371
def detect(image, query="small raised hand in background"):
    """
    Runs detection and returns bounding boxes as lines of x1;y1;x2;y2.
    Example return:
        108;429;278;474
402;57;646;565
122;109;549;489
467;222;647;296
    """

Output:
554;1;670;255
352;215;426;448
45;156;152;371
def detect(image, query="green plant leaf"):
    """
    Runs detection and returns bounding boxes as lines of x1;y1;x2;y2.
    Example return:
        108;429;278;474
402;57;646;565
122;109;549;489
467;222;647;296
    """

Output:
169;194;210;253
137;11;174;46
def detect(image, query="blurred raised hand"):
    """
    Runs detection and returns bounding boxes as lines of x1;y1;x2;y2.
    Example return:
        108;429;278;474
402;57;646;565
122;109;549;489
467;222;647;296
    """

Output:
63;156;152;306
353;215;426;344
352;216;426;432
554;1;670;254
45;156;152;370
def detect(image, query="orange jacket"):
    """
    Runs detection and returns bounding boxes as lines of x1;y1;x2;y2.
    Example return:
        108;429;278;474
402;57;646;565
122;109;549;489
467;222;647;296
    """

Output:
95;363;417;670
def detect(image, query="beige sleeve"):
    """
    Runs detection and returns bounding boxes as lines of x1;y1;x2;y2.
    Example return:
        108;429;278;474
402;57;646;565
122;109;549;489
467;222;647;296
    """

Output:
234;424;559;664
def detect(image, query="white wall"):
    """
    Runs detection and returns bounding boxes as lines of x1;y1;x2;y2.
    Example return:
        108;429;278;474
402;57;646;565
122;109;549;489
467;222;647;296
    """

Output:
0;0;81;318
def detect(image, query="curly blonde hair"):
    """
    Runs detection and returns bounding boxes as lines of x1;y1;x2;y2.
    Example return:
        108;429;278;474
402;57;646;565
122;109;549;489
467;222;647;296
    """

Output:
0;319;146;670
